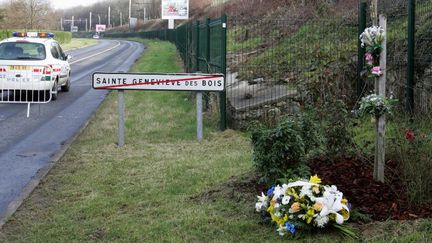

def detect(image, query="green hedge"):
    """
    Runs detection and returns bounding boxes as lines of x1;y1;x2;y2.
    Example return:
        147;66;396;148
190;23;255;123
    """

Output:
0;30;11;40
53;31;72;44
0;30;72;44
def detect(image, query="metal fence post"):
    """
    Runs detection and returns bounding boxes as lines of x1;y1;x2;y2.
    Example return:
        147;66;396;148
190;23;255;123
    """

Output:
204;18;211;110
219;15;227;131
407;0;415;113
195;20;200;72
206;18;211;73
357;0;367;100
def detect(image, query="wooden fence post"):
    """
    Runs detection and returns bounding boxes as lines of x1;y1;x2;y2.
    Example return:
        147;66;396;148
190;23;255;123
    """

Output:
374;15;387;183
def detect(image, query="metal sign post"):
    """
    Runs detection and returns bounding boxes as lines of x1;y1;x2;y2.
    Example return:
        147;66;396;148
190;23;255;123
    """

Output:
196;92;203;142
118;90;125;147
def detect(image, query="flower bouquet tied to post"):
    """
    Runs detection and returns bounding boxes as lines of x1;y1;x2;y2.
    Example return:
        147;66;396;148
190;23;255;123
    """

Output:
255;175;355;238
358;93;397;118
360;26;385;78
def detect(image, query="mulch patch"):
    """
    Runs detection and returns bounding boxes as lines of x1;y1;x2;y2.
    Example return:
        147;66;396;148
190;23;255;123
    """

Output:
309;157;432;221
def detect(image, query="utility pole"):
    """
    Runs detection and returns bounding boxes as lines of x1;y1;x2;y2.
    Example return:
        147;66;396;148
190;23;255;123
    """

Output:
108;5;111;28
120;12;123;26
89;12;92;32
60;17;63;31
85;18;88;32
144;7;146;22
71;16;74;31
98;14;101;25
129;0;132;26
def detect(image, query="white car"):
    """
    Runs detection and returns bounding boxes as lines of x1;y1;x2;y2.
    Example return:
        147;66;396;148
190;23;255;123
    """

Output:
0;32;71;101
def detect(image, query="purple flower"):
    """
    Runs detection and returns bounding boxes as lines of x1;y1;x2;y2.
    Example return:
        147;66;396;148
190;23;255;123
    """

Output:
365;53;373;65
371;66;382;76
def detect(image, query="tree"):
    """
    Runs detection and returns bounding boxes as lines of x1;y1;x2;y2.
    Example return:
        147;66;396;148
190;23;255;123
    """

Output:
2;0;56;30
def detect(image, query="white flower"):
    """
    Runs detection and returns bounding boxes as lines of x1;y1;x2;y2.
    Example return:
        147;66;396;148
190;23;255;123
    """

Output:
315;187;349;225
274;210;282;218
286;181;318;188
360;26;385;48
300;185;313;199
255;192;268;212
277;224;287;236
315;215;329;228
282;195;291;205
272;185;285;201
255;202;265;212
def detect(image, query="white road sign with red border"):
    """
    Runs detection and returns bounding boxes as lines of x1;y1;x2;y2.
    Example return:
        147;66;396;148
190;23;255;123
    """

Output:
92;73;225;91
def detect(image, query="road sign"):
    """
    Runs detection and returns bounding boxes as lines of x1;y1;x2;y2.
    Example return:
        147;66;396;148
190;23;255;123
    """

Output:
92;73;225;92
95;24;106;32
162;0;189;20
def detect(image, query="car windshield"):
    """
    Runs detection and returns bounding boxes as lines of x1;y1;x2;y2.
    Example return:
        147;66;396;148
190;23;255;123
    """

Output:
0;42;46;60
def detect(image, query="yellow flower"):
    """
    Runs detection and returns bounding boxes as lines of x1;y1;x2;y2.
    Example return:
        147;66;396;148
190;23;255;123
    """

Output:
309;174;322;184
290;202;301;213
287;188;300;200
267;204;275;214
341;198;348;205
271;213;288;226
341;209;350;221
313;202;323;212
306;208;315;224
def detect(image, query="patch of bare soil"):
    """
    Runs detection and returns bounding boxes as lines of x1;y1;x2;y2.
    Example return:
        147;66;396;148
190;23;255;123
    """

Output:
309;157;432;221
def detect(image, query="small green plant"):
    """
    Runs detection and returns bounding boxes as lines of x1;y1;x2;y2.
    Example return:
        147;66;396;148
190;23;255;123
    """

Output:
251;113;321;184
390;123;432;205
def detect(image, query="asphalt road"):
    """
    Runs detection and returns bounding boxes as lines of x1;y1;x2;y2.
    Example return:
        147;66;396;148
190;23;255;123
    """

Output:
0;39;144;223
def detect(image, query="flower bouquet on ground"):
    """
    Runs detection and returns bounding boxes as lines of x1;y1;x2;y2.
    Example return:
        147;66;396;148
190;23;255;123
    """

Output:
255;175;356;239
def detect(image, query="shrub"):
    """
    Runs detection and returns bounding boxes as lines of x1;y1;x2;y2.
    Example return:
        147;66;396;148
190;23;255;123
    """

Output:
251;112;321;184
322;100;355;158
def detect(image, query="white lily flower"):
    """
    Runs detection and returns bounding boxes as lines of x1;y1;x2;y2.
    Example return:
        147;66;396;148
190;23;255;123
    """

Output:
315;187;349;225
286;181;318;188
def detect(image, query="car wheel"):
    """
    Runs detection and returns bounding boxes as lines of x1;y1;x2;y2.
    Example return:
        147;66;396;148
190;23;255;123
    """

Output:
61;75;71;92
51;80;58;101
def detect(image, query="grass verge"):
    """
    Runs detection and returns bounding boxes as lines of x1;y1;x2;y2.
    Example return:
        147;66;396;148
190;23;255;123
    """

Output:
62;38;98;52
0;39;431;242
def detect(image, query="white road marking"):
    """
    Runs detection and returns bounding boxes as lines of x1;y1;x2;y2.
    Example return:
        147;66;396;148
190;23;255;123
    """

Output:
70;40;121;65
